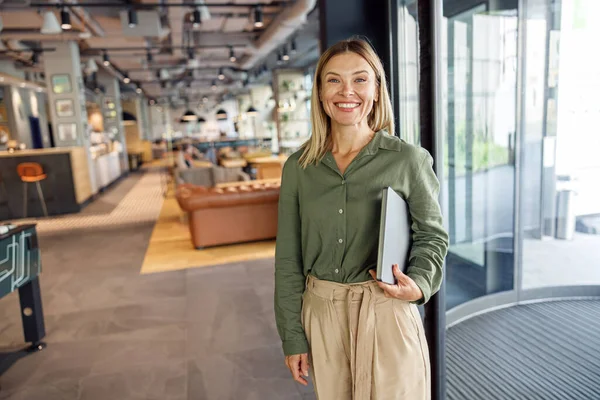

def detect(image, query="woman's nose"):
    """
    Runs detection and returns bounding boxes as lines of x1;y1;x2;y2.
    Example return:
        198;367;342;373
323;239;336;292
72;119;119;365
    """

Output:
339;82;354;96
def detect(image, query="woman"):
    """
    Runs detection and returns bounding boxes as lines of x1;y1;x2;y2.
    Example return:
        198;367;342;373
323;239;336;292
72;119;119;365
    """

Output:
274;38;449;399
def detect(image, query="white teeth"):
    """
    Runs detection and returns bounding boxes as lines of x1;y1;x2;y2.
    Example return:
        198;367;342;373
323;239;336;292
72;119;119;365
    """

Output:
336;103;360;109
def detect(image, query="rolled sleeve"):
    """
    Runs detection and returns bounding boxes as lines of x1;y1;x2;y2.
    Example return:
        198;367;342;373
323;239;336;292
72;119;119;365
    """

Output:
274;158;308;356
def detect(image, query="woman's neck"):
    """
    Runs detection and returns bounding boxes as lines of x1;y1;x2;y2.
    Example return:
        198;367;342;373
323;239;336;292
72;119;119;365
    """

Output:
330;122;375;156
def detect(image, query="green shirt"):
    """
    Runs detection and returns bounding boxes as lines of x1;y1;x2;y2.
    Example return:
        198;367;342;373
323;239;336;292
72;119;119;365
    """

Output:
274;130;449;356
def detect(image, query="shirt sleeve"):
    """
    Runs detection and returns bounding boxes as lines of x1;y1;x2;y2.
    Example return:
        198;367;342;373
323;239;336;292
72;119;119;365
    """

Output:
274;158;308;356
406;149;449;305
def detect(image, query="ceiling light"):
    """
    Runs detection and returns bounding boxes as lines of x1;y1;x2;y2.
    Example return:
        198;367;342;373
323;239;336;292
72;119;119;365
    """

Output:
192;9;201;28
127;9;138;28
123;75;131;84
198;116;206;123
211;80;217;91
247;106;258;116
60;9;71;30
41;11;62;34
136;87;142;94
202;96;208;103
229;47;236;63
216;109;228;120
254;6;264;28
282;46;290;61
218;68;225;80
291;38;297;54
103;52;110;66
181;109;198;122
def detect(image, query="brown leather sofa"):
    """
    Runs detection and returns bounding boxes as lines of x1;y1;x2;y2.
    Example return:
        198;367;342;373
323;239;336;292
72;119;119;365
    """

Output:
176;182;280;249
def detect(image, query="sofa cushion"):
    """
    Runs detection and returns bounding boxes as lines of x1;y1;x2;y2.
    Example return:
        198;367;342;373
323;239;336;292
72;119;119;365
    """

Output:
176;182;280;211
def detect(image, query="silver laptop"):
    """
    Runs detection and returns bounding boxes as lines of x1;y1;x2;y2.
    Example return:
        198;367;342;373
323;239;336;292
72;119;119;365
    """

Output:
376;187;413;284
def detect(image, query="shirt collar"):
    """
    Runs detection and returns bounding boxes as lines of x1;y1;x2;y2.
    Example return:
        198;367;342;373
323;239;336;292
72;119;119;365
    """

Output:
365;129;402;155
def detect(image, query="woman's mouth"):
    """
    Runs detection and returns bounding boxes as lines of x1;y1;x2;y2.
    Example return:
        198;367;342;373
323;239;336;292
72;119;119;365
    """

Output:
334;102;361;111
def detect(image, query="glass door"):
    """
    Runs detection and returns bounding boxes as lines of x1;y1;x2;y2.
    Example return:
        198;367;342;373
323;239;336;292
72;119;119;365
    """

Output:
442;3;520;314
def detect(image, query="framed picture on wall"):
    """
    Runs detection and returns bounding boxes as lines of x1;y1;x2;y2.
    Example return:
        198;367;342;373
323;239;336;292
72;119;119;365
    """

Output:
55;99;74;117
51;74;72;94
57;123;77;141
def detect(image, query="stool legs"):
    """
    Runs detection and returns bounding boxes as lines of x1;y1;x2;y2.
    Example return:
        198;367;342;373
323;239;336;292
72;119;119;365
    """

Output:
35;181;48;217
22;182;48;218
23;182;28;218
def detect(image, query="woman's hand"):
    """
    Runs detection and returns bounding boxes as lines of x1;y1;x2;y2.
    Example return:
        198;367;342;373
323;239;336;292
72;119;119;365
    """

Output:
369;265;423;302
285;353;309;386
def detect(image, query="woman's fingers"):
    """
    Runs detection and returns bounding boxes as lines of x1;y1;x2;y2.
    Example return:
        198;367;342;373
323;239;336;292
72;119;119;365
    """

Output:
300;353;310;377
286;354;309;386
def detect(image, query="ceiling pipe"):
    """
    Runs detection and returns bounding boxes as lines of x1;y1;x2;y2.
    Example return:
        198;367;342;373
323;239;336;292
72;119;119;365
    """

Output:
0;31;92;40
241;0;317;69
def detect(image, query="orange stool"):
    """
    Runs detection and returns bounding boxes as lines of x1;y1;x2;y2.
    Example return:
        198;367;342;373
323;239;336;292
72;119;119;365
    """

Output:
17;162;48;217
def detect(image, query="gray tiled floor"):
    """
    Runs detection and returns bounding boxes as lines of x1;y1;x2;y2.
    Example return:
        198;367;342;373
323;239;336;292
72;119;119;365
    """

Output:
0;175;314;400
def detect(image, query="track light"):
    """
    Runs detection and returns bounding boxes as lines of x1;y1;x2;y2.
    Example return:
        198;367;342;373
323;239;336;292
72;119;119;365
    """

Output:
123;75;130;84
277;51;283;65
60;8;71;30
291;38;297;54
136;87;142;94
254;6;264;28
229;46;236;63
202;96;208;103
211;80;217;91
282;46;290;61
127;9;138;28
192;8;201;28
103;52;110;66
218;68;225;80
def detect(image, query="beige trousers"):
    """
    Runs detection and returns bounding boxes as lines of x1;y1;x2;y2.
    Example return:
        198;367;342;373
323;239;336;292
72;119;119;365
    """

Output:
301;275;430;400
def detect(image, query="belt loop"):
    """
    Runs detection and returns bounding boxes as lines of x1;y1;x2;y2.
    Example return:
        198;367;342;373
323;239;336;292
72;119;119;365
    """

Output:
330;288;335;301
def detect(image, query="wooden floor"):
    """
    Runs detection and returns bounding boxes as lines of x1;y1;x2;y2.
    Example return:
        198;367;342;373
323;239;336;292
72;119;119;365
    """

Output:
140;189;276;275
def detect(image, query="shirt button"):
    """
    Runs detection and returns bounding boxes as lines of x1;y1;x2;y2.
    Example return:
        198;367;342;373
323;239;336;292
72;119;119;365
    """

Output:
339;209;343;214
338;238;343;244
335;269;339;273
342;180;346;185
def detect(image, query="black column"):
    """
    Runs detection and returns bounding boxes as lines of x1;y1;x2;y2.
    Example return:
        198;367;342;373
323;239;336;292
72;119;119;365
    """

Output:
418;1;446;400
319;0;398;132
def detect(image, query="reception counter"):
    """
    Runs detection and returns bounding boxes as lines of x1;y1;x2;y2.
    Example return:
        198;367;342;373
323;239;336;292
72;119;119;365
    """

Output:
0;147;94;220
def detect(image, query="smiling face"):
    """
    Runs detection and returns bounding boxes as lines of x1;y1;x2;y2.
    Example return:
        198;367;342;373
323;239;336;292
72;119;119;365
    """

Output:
319;52;379;129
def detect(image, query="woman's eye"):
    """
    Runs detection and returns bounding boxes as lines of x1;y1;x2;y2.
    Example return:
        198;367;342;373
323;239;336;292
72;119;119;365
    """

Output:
356;78;366;83
328;78;339;83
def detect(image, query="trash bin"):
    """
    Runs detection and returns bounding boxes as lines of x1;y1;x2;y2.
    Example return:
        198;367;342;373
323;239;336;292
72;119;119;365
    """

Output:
555;175;577;240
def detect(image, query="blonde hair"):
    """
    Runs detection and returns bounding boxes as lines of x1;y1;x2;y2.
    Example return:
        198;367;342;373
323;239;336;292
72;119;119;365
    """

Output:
298;37;395;168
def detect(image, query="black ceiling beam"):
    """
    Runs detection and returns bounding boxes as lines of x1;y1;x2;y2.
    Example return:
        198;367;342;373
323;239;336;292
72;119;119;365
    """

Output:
81;44;248;54
29;2;287;9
